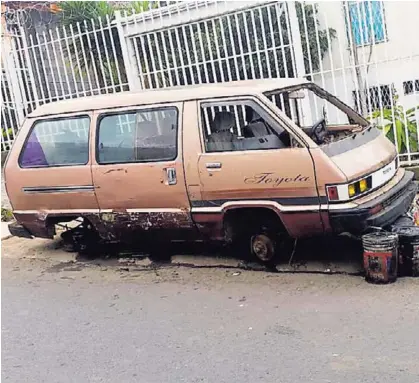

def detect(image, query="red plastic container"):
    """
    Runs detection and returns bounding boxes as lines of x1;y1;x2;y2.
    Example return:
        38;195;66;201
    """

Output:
362;232;398;284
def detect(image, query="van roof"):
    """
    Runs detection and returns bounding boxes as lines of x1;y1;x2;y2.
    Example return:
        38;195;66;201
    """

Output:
29;78;309;118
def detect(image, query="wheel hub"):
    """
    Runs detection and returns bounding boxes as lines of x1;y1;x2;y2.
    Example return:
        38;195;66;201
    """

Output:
251;234;274;262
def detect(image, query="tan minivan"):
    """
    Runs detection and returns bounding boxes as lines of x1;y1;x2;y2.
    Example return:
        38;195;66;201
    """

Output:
4;78;417;262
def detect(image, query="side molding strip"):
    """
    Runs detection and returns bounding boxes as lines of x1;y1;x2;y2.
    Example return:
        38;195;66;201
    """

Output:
22;185;95;194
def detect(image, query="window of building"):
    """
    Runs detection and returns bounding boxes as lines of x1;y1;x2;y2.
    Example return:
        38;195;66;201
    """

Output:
19;116;90;168
347;1;386;46
200;99;291;153
352;84;392;114
403;80;419;95
97;107;178;164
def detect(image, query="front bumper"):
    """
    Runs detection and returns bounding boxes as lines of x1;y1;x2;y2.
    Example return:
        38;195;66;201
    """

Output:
330;171;417;234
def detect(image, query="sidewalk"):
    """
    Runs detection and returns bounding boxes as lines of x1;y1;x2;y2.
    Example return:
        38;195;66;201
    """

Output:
2;168;13;240
1;172;11;210
1;221;11;240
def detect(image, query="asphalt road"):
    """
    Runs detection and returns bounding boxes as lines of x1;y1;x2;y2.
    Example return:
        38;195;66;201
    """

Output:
2;237;419;383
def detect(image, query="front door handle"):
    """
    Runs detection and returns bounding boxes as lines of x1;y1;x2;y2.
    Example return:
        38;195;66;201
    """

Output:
206;162;222;170
166;167;177;185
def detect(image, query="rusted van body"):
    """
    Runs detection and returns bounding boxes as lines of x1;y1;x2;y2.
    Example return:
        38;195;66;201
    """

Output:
5;78;417;261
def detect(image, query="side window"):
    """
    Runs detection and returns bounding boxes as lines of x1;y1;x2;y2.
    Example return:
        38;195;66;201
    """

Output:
200;99;291;153
20;116;90;168
97;107;177;164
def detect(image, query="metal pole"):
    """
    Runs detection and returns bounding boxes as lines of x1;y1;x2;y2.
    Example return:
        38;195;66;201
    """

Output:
114;10;142;90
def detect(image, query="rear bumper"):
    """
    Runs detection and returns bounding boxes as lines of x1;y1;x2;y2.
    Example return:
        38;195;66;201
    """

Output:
8;221;33;239
330;171;417;234
9;213;55;239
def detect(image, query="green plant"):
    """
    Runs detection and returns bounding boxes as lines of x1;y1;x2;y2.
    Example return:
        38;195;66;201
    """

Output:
296;2;337;74
1;207;13;222
1;127;14;152
369;97;419;154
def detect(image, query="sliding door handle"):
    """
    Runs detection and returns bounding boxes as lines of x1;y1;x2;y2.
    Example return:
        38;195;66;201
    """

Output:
166;167;177;185
205;162;222;169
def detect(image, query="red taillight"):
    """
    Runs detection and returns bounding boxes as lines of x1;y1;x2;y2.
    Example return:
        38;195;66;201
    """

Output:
327;186;339;201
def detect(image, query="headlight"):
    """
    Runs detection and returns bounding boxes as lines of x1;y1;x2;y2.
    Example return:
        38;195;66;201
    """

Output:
348;177;371;197
326;157;397;202
348;183;356;197
327;176;372;202
359;179;368;193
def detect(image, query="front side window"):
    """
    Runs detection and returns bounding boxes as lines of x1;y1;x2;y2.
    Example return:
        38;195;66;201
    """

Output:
97;107;178;164
20;116;90;168
201;99;292;153
265;83;370;147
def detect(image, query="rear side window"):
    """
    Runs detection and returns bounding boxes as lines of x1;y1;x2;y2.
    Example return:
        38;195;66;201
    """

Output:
97;107;178;164
20;116;90;168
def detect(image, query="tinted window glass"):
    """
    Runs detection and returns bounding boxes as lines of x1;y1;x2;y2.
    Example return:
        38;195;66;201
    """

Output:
20;116;90;168
97;107;178;164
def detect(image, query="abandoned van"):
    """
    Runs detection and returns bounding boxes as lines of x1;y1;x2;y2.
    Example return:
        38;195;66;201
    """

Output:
4;78;417;262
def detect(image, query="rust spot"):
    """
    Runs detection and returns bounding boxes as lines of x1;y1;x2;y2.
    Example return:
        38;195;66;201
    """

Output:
86;211;194;242
36;211;48;221
104;168;127;175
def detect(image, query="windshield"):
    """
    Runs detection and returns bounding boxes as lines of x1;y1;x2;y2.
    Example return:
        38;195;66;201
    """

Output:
264;83;369;131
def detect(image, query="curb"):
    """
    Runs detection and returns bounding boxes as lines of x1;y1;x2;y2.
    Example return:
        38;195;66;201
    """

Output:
1;221;12;240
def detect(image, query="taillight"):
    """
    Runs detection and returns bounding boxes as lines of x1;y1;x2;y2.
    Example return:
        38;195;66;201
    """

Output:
327;186;339;201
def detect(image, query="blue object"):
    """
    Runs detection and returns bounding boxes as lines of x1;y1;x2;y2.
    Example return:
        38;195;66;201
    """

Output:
348;1;385;46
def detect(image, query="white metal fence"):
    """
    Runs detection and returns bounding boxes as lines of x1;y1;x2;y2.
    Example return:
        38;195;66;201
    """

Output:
1;6;131;151
2;0;419;165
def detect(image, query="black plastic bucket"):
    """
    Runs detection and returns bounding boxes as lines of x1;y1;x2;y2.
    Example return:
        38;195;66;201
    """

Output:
391;226;419;277
362;232;398;284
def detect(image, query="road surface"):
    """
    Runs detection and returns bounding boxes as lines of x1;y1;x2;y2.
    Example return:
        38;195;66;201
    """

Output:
2;236;419;383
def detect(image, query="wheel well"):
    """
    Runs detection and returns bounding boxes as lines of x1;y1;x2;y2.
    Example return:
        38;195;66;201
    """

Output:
223;207;287;243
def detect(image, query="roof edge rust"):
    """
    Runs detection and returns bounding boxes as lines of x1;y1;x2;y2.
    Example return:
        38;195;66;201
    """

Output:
28;78;309;118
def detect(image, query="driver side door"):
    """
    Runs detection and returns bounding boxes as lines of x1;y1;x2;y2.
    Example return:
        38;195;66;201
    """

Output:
190;96;323;238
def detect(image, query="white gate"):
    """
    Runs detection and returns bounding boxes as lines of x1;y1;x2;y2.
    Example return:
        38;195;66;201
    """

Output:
1;27;27;151
1;7;130;151
116;1;301;89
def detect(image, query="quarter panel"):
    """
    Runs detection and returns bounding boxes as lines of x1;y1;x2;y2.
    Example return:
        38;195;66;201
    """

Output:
4;113;98;212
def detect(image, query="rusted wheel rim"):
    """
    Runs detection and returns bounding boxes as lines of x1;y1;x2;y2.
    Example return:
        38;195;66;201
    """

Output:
251;234;275;262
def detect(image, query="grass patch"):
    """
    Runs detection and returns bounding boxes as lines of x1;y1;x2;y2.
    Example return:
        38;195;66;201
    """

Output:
1;207;13;222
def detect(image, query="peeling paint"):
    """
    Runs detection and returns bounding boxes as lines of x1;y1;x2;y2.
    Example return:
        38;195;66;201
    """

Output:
84;211;194;242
